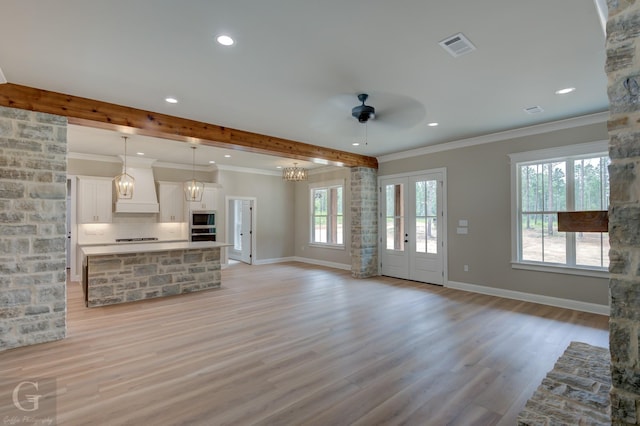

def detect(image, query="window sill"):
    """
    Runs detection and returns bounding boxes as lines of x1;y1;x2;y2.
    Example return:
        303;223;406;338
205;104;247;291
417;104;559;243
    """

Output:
308;243;346;251
511;262;609;278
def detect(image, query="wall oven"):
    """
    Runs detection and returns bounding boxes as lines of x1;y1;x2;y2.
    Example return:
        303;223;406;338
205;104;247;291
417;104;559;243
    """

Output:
190;210;216;241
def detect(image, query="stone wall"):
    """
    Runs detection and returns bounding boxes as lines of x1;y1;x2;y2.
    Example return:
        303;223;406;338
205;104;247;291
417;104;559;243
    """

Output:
607;1;640;424
86;247;221;307
0;106;67;351
350;167;378;278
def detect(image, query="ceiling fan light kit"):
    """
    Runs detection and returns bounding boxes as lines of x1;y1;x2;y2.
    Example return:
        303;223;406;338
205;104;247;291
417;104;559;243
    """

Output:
352;93;375;123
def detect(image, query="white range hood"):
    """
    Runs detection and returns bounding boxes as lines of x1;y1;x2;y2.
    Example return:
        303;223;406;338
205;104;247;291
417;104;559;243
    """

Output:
114;156;160;214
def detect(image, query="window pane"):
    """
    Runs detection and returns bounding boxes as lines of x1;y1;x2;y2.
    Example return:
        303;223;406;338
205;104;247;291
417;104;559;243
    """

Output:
521;164;544;213
521;214;543;262
313;216;327;243
386;217;404;251
314;189;327;215
543;162;566;211
574;156;610;211
576;232;609;268
336;215;343;245
386;184;404;251
415;180;438;254
543;213;566;264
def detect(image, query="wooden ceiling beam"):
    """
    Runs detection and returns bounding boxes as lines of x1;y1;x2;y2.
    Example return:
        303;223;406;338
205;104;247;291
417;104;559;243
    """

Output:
0;83;378;169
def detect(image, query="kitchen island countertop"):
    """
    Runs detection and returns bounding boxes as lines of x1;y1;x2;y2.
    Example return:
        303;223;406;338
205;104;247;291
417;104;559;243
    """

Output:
81;241;231;256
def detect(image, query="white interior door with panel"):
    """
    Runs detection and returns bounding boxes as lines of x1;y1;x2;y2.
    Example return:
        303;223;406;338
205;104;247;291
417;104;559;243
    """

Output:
380;170;446;285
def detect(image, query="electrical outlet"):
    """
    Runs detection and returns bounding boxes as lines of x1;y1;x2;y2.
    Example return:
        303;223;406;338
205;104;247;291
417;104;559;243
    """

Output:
464;265;469;272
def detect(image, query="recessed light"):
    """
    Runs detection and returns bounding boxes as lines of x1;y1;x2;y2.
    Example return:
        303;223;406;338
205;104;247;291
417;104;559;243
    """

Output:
224;154;231;158
555;87;576;95
352;142;360;146
428;122;439;127
136;152;145;156
165;97;178;104
276;166;282;169
209;160;216;164
217;35;234;46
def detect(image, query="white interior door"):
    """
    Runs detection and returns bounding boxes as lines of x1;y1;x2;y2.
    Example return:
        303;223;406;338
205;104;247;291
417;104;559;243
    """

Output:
380;171;445;285
228;197;255;264
239;200;252;264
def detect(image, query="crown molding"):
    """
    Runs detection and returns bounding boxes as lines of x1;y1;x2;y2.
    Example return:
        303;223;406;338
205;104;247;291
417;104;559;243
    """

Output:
67;152;216;172
378;111;609;164
215;164;282;177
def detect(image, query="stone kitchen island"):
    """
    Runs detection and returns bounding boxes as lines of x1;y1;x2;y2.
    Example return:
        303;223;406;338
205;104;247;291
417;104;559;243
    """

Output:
81;241;231;307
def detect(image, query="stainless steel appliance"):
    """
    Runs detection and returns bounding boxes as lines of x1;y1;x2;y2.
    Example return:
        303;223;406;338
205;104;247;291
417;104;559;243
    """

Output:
190;210;216;241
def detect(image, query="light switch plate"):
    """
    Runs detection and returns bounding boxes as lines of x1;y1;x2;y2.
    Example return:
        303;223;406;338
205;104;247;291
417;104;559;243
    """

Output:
458;219;468;227
457;227;468;234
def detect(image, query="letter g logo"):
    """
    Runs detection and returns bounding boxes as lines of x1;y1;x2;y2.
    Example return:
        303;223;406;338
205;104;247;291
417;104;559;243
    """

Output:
12;381;41;412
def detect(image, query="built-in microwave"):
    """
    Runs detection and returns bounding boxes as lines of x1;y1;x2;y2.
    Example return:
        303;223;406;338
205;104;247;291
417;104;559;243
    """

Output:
190;211;216;241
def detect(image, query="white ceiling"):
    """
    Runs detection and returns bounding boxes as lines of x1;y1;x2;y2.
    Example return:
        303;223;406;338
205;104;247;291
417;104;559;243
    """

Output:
0;0;608;170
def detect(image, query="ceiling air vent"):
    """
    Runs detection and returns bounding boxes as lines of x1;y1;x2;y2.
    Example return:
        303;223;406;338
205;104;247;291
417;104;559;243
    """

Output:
439;33;476;58
524;106;544;114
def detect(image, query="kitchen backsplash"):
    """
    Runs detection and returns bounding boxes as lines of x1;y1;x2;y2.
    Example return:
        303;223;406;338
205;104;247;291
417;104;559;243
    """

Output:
77;219;188;245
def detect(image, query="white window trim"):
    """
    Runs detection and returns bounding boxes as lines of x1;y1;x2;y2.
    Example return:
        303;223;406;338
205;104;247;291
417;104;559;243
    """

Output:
309;179;345;247
508;140;609;275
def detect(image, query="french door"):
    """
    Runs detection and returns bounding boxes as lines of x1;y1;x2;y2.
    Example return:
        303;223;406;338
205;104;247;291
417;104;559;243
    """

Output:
379;170;446;284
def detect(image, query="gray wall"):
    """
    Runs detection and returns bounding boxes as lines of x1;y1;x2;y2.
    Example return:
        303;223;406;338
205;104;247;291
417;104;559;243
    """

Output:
293;167;352;267
379;121;610;306
217;169;295;262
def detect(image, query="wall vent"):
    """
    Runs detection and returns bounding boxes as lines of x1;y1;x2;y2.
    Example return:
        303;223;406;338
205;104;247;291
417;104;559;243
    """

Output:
524;106;544;114
439;33;476;58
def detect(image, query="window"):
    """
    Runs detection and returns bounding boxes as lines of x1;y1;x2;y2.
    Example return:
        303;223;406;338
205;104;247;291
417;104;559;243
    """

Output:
310;181;344;246
510;141;609;275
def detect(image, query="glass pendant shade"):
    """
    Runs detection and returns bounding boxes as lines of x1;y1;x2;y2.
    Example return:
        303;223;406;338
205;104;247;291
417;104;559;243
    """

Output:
114;172;135;199
114;136;134;200
282;163;308;181
184;146;204;202
184;178;204;202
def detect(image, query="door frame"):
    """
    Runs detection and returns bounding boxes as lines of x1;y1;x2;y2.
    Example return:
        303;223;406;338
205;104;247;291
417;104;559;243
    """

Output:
225;196;257;265
377;168;448;285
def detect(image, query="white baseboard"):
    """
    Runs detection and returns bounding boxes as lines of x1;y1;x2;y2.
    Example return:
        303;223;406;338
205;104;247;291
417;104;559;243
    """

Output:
292;257;351;271
446;280;610;316
252;256;351;271
253;257;296;266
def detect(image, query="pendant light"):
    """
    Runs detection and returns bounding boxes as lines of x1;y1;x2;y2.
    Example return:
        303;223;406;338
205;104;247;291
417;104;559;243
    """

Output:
184;146;204;202
282;162;308;181
114;136;135;199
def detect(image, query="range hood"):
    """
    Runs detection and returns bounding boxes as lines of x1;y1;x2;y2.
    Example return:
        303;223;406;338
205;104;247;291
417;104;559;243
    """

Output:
114;156;160;214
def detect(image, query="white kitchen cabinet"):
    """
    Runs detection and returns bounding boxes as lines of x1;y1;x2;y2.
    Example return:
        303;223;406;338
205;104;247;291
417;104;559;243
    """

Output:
187;185;218;212
78;176;113;223
157;181;184;222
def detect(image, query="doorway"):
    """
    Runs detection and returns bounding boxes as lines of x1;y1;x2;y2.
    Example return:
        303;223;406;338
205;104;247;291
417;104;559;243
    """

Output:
226;197;256;264
379;169;447;284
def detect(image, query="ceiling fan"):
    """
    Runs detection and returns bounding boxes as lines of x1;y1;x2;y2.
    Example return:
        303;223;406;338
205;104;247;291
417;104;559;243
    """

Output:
351;93;375;123
310;91;426;140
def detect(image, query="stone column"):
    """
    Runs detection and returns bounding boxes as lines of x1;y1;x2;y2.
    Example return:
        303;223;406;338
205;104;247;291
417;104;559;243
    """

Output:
0;106;67;351
607;1;640;423
350;166;378;278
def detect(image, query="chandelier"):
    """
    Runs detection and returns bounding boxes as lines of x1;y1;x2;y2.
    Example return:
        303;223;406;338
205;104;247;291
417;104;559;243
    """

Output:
282;163;308;181
184;146;204;202
114;136;134;199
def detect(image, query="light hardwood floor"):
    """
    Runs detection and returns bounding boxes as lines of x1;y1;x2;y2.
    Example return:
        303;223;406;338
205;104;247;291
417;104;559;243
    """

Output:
1;262;609;425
